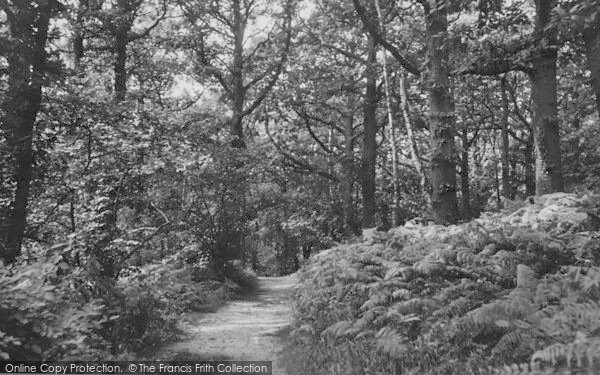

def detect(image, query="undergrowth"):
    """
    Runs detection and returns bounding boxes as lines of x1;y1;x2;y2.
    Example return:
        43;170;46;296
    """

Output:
285;192;600;374
0;248;257;360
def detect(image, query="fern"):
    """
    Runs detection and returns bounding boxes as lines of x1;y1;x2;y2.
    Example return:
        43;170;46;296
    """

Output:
290;193;600;375
531;338;600;369
562;302;600;331
577;267;600;296
492;362;548;375
456;250;482;267
461;290;536;330
516;264;538;294
321;320;354;339
375;327;408;358
492;328;542;362
413;259;446;276
360;290;392;311
392;289;411;300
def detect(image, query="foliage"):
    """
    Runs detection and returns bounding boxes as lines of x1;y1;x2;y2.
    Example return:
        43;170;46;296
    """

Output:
0;252;110;360
286;192;600;374
0;238;258;360
2;0;600;365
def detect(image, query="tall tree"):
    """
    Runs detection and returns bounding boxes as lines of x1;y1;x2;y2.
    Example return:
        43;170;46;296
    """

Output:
83;0;168;101
71;0;88;70
423;0;458;223
583;16;600;117
399;70;427;197
458;1;564;195
0;0;57;263
265;0;376;233
565;0;600;117
180;0;294;148
353;0;459;224
531;0;563;194
342;99;358;235
361;36;378;227
500;77;512;199
374;0;401;226
460;125;472;216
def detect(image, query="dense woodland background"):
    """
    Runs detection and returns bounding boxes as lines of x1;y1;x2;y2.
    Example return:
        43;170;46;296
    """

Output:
1;0;600;373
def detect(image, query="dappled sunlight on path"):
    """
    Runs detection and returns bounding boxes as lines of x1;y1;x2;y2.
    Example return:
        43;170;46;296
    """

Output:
159;275;297;375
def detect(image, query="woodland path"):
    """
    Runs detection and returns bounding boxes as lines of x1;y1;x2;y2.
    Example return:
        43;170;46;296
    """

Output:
158;274;297;375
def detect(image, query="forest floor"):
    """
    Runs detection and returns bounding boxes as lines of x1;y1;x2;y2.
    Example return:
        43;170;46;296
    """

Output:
157;274;297;375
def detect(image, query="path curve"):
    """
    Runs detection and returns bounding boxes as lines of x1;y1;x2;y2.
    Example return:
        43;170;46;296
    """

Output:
159;275;296;375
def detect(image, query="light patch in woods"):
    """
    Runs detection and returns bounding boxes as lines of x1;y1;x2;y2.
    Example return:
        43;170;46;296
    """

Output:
158;275;297;375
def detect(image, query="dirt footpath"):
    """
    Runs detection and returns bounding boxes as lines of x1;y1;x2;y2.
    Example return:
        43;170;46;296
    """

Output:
158;275;297;375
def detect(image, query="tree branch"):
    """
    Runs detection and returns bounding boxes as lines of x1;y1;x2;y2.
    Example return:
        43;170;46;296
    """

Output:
352;0;420;75
456;58;531;76
192;38;232;97
505;77;531;129
453;37;545;77
128;0;168;42
242;6;293;116
295;110;335;155
265;120;338;182
319;41;368;65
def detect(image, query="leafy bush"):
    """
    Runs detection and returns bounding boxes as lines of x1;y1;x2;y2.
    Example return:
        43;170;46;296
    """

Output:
0;253;110;360
118;254;237;315
0;239;259;360
286;193;600;374
222;261;259;295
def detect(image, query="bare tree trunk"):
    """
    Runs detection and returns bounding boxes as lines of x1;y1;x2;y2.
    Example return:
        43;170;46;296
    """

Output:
1;1;53;263
492;132;502;210
88;0;133;277
230;0;246;149
361;36;378;228
375;0;399;227
114;0;133;102
584;25;600;117
510;158;518;198
500;78;512;199
569;117;581;180
531;0;563;195
460;127;471;218
328;128;335;199
342;107;357;236
70;190;76;232
399;71;428;197
425;2;458;224
388;116;400;227
114;30;127;101
73;0;87;70
525;132;535;196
